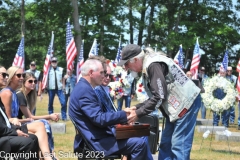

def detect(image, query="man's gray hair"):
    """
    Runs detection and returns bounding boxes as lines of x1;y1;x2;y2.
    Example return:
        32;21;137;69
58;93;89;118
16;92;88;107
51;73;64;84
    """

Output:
81;59;102;76
129;50;145;62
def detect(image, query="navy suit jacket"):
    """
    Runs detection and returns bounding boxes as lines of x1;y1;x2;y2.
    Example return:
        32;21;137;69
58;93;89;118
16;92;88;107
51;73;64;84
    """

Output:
95;86;117;112
69;78;127;156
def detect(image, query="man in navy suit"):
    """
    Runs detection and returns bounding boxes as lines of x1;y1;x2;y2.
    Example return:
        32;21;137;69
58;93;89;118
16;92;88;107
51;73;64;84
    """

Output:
69;57;150;160
95;64;153;160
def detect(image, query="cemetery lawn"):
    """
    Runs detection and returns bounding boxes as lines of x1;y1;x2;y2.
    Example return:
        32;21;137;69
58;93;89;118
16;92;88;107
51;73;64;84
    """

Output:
36;93;240;160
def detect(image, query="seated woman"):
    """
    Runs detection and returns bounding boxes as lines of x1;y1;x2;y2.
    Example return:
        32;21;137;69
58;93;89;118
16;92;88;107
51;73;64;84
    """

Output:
0;97;39;160
0;66;55;160
16;72;59;152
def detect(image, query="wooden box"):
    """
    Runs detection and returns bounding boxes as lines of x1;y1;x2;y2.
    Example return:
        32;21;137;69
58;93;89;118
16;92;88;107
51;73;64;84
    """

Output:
115;123;150;139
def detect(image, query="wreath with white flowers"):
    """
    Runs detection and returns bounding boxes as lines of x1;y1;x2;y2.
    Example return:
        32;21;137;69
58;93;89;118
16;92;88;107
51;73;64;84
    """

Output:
201;75;237;113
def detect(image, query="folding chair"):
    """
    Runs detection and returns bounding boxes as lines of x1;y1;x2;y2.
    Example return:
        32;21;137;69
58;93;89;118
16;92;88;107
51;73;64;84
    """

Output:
70;117;122;160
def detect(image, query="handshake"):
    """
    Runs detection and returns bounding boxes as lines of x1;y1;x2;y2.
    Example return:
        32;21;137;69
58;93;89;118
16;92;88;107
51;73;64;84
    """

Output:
123;107;138;124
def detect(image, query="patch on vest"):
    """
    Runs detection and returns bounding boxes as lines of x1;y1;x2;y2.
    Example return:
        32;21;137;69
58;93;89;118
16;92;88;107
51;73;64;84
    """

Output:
170;65;188;86
157;78;164;99
168;95;180;109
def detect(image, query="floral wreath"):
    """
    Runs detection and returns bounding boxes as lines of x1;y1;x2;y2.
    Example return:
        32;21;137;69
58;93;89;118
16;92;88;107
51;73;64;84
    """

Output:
201;75;237;113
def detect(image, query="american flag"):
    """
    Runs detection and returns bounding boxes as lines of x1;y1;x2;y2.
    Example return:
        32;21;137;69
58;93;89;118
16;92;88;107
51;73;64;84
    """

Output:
174;45;184;69
76;40;84;81
190;38;201;79
88;39;98;57
66;21;77;71
42;32;54;90
219;50;228;72
237;59;240;93
115;36;122;64
12;36;24;69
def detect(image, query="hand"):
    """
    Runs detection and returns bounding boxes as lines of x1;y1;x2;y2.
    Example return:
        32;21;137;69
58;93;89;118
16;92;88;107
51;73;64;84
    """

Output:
25;118;34;122
16;130;29;137
50;113;60;122
127;109;138;124
10;118;21;126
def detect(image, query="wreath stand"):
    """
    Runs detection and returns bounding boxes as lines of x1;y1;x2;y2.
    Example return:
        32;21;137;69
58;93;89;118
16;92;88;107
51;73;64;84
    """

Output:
199;75;236;154
199;110;231;154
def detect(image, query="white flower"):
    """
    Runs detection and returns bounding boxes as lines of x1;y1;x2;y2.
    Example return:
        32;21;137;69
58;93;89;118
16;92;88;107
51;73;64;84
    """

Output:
201;75;237;113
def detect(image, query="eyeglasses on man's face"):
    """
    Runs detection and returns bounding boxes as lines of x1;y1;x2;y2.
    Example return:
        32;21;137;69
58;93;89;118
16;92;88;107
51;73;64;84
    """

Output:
105;73;113;78
0;72;9;78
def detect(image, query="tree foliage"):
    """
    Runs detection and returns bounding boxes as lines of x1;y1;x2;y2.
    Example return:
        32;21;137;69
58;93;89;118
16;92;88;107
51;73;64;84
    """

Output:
0;0;240;75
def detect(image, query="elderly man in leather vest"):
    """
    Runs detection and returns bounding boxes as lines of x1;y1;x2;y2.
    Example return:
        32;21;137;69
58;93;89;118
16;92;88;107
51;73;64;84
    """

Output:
47;57;67;121
118;44;201;160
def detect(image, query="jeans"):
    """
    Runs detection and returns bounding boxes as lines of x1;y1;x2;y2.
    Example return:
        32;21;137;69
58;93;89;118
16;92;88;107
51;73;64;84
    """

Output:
142;136;153;160
65;93;70;113
158;94;201;160
213;110;229;127
48;89;66;120
117;95;131;111
229;106;235;123
200;101;206;119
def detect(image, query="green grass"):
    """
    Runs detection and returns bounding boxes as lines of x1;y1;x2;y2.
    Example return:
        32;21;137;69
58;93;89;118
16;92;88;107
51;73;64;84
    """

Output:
36;94;240;160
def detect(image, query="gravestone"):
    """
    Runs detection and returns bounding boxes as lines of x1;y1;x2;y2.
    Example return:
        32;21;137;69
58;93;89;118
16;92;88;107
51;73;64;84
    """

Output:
197;126;226;134
196;119;213;126
50;123;66;134
215;131;240;142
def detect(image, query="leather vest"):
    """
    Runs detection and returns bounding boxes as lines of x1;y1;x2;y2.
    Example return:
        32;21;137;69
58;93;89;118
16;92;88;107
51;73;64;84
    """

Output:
142;53;200;122
47;66;63;90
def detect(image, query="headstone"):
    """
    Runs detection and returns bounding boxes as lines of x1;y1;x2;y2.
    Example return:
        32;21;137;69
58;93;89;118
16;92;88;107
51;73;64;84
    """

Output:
197;126;225;134
215;131;240;142
196;119;213;125
50;123;66;134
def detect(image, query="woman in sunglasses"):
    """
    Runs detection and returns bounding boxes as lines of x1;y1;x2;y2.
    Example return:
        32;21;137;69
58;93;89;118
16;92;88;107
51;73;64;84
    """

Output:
0;66;57;160
1;66;32;124
16;72;59;153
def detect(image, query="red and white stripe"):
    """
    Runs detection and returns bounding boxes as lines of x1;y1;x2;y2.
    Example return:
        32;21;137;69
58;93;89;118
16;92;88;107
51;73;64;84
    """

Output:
236;59;240;93
190;38;200;79
66;38;77;71
42;32;54;90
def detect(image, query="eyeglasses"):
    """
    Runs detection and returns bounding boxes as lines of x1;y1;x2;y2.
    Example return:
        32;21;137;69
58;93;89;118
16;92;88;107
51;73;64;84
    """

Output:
51;61;57;63
0;72;9;78
15;73;26;78
28;80;37;84
30;64;36;66
105;74;113;78
227;70;232;72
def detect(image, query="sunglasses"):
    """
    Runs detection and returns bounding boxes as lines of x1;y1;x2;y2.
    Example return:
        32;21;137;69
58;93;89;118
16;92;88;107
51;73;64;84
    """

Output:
30;64;36;66
0;72;9;78
51;61;57;63
15;73;26;78
105;74;113;78
28;79;38;84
